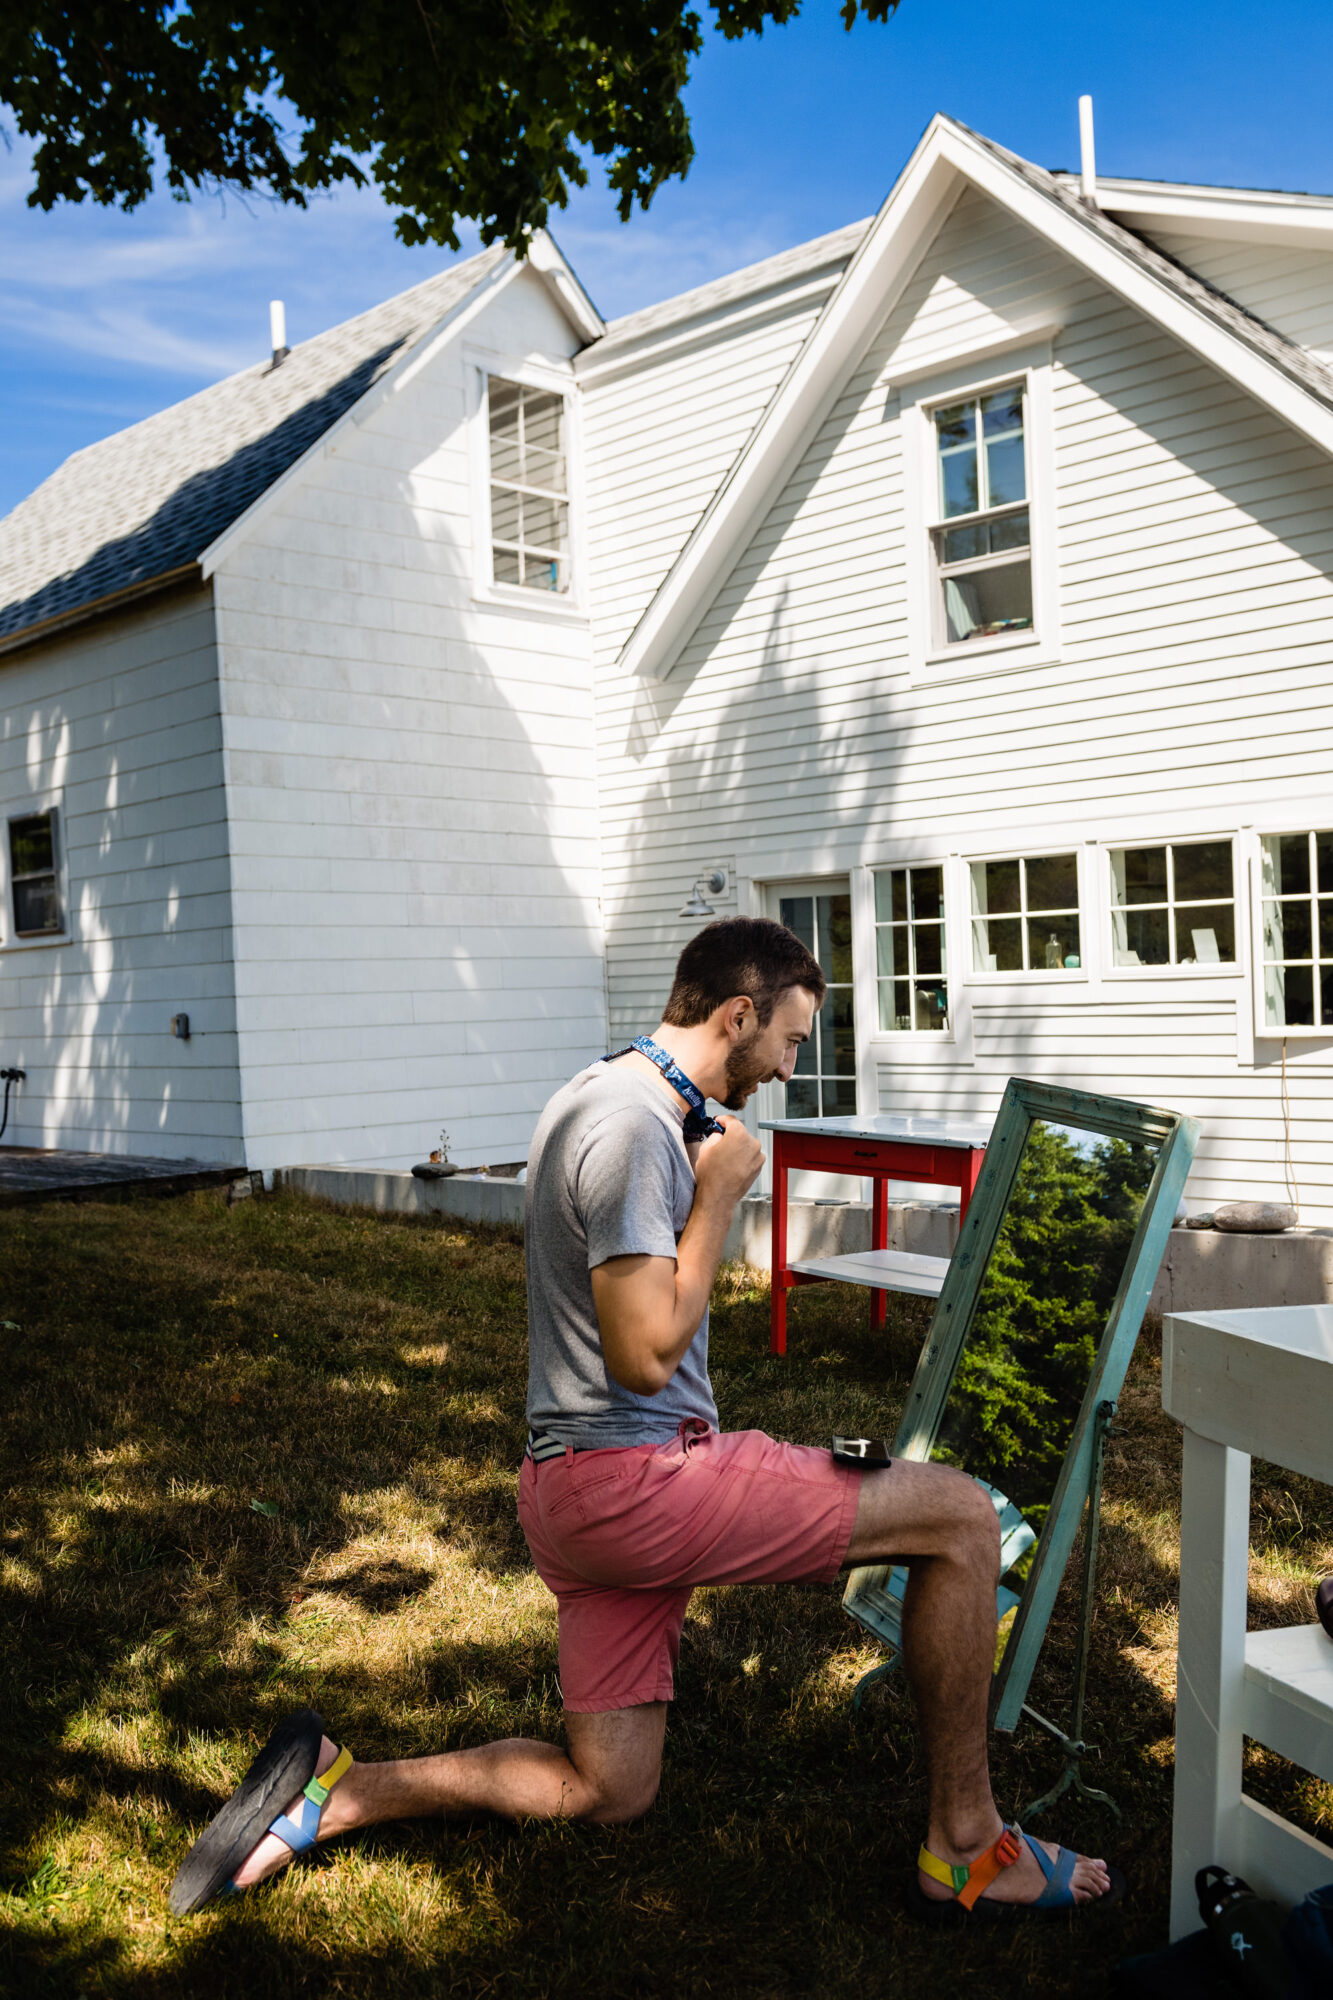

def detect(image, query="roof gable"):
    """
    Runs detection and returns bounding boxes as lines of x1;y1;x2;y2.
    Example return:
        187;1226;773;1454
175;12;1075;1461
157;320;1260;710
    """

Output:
0;234;601;656
620;115;1333;683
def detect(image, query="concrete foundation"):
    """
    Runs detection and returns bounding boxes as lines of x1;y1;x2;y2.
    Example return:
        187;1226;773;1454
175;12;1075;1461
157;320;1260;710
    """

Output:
277;1165;526;1229
277;1168;1333;1316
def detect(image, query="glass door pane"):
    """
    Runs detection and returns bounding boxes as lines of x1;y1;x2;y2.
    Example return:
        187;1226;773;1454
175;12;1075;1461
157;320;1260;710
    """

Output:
777;884;856;1118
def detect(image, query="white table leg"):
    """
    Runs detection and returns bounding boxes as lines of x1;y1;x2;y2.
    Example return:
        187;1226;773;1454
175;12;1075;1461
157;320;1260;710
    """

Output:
1170;1430;1251;1940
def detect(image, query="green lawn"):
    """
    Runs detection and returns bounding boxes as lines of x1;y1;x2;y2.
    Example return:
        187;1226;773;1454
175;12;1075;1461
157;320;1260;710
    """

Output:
2;1188;1330;1997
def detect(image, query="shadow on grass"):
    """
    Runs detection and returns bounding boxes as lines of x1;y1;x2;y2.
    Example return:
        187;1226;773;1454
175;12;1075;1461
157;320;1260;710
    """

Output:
5;1188;1331;1997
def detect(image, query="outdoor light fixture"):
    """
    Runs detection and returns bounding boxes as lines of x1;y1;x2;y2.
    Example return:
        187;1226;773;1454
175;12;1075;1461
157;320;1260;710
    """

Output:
679;868;728;919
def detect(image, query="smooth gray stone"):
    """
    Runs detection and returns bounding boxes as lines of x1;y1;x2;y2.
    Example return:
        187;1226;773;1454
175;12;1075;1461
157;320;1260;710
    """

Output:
1211;1200;1297;1233
1185;1212;1216;1230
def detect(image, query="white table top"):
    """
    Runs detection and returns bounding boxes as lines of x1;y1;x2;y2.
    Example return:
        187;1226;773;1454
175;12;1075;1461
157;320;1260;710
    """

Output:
1167;1303;1333;1365
758;1112;992;1148
1163;1304;1333;1480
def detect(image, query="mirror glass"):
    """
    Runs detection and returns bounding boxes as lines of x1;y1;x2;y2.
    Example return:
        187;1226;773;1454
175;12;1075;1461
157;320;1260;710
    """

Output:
926;1119;1161;1651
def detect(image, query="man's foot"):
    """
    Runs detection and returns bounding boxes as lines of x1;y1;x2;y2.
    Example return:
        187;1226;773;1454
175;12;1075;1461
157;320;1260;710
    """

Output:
230;1735;354;1889
917;1820;1117;1916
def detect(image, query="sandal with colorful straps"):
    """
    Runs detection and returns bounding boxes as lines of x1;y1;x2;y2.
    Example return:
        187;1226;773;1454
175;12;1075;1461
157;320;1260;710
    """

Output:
169;1707;353;1914
912;1822;1126;1925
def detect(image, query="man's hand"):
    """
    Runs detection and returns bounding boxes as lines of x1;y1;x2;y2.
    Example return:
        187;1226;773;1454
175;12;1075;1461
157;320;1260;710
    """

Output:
693;1116;764;1209
591;1117;764;1398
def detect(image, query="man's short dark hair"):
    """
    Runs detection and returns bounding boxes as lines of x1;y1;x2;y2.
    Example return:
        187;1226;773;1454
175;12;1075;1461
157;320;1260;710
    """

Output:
662;917;826;1029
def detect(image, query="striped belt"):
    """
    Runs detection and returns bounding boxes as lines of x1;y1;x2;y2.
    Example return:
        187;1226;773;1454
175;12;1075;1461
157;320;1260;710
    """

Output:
525;1430;592;1463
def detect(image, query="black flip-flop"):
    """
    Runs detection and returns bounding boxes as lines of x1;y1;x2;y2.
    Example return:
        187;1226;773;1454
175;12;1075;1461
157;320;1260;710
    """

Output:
168;1708;325;1915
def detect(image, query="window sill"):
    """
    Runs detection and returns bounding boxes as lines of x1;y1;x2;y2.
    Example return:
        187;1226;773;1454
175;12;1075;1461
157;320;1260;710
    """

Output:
1254;1026;1333;1043
867;1030;957;1046
471;584;589;624
0;931;72;954
964;969;1089;986
1102;963;1243;981
913;631;1060;687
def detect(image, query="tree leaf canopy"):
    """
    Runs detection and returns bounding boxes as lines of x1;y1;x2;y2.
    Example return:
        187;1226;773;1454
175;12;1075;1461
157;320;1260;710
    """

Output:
0;3;900;251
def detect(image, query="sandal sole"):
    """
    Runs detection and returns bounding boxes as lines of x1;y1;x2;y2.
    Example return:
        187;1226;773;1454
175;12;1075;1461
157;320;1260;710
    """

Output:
908;1863;1127;1925
168;1708;325;1915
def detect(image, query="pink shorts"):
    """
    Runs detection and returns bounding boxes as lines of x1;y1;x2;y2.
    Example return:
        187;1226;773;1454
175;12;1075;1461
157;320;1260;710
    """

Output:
516;1421;862;1712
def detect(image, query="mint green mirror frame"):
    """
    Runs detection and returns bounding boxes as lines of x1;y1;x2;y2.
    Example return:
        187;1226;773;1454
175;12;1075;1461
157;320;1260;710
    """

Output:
841;1078;1199;1734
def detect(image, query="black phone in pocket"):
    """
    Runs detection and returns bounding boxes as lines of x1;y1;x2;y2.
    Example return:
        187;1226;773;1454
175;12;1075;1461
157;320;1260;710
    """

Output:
831;1435;894;1469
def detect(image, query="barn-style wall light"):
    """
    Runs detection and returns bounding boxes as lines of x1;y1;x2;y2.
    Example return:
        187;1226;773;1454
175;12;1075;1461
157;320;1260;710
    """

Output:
679;868;728;919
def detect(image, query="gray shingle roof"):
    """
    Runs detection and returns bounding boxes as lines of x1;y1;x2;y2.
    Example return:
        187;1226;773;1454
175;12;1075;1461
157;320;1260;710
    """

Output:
0;246;506;648
961;123;1333;413
592;219;871;360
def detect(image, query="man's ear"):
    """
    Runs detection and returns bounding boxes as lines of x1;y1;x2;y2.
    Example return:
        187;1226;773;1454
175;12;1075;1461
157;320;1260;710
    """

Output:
721;995;756;1043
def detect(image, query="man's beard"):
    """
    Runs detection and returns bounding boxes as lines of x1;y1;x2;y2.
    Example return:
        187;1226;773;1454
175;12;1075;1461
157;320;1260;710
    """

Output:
721;1036;770;1111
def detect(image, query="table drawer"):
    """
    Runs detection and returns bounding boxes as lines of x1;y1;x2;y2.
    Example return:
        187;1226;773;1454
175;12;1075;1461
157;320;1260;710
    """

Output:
778;1133;939;1178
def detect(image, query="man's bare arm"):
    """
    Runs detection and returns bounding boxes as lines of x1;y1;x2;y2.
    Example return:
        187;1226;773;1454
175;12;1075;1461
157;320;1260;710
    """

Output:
590;1118;764;1396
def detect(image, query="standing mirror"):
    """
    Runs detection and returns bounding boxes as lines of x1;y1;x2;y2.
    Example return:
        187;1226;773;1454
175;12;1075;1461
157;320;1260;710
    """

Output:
842;1078;1198;1733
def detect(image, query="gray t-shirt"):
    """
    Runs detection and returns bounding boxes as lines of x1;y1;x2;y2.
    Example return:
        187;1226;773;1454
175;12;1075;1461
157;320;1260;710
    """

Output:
524;1058;719;1448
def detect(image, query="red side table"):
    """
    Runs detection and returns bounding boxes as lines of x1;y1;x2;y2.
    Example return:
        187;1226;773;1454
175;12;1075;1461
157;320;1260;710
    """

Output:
759;1114;991;1356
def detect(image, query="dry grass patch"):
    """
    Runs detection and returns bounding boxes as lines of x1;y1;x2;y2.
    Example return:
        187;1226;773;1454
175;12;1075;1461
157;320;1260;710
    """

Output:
2;1188;1331;1997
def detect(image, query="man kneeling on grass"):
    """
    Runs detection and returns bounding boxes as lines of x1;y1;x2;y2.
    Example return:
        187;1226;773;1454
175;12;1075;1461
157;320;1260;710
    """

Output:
170;917;1123;1925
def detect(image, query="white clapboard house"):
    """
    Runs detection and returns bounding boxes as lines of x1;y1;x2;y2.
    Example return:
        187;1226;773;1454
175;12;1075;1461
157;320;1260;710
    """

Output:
3;114;1333;1220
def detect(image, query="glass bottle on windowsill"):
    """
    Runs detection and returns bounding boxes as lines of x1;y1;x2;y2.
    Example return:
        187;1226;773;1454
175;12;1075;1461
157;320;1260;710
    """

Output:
1045;932;1062;969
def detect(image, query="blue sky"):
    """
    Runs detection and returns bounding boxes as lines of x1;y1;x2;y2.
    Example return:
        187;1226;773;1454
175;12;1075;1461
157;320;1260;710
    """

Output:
3;0;1332;518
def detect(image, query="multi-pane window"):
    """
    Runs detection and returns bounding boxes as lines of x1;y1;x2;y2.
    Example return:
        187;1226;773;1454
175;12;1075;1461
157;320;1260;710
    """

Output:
1260;830;1333;1028
488;378;570;593
875;866;949;1031
1110;840;1236;967
971;854;1081;972
778;890;856;1117
932;384;1032;646
8;810;63;937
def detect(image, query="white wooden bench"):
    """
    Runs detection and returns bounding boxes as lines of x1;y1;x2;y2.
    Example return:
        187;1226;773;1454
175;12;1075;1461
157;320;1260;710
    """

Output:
1164;1304;1333;1936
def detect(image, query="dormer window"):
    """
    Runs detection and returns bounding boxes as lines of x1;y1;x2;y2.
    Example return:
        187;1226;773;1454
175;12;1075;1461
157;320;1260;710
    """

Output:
488;377;570;594
931;384;1032;646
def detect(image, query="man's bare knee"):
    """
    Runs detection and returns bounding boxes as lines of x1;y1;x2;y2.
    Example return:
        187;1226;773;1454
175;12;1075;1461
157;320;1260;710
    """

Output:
580;1771;660;1824
955;1474;1001;1556
564;1707;664;1825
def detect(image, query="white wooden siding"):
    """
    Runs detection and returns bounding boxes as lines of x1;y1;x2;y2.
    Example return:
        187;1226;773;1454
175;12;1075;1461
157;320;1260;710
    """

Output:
0;584;243;1159
213;266;606;1171
1147;230;1333;369
581;286;836;673
587;185;1333;1221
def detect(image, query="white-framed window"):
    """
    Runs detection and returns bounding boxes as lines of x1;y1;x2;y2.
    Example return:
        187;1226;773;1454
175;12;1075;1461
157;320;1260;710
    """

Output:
970;852;1081;973
775;885;857;1116
900;340;1060;683
874;864;949;1031
931;382;1032;648
487;376;570;594
1258;828;1333;1031
1109;838;1236;969
6;807;65;941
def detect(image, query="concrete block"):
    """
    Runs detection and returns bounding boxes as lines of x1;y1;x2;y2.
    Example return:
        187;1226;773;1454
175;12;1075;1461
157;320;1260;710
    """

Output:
721;1196;960;1268
1149;1227;1333;1316
277;1164;525;1228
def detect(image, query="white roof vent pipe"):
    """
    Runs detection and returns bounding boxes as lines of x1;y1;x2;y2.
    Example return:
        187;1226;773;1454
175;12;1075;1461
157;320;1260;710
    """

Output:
269;299;290;370
1078;95;1098;208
